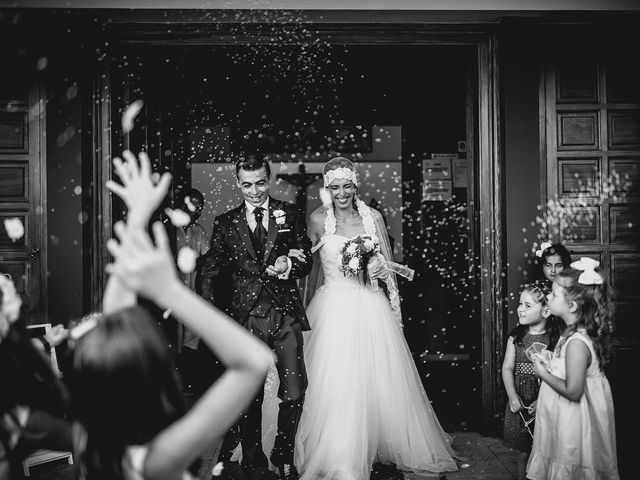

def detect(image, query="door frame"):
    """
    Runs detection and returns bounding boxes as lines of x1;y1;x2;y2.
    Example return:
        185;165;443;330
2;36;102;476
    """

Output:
87;18;505;432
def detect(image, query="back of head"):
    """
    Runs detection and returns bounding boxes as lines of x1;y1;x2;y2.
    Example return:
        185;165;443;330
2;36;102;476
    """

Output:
555;267;613;364
235;153;271;178
68;306;184;478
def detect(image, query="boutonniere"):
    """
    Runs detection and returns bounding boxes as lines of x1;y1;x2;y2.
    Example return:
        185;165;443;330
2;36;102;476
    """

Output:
273;209;286;226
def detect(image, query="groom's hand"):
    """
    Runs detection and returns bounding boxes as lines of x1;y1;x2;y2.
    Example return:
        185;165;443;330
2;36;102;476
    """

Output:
265;255;290;277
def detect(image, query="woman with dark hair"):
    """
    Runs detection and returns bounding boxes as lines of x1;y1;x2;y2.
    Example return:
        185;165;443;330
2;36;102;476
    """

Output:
534;242;572;285
67;150;273;480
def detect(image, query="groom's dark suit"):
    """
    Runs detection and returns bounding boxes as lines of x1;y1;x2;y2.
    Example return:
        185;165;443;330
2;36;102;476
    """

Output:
198;196;312;475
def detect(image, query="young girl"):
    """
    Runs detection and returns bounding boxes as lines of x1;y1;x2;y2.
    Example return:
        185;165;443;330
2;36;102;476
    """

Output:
66;150;274;480
502;281;560;480
534;242;572;285
527;259;619;480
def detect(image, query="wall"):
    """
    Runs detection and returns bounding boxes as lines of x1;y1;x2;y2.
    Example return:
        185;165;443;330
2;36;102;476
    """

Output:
502;28;544;330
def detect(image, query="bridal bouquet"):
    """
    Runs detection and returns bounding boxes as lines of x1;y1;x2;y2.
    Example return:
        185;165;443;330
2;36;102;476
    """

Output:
338;234;381;278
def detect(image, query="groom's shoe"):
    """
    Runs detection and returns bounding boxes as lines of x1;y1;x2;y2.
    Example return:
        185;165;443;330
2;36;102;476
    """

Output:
276;464;299;480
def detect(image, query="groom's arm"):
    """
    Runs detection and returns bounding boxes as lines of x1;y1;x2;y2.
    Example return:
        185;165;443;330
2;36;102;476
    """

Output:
196;217;230;305
286;206;313;280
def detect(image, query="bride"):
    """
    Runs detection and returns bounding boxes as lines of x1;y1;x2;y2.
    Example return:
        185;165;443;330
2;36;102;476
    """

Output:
289;157;459;480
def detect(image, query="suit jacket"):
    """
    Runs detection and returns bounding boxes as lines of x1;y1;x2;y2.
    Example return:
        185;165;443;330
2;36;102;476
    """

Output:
197;197;312;330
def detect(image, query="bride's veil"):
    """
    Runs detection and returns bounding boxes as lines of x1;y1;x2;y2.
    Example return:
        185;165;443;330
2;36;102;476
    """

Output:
299;204;327;309
371;207;405;325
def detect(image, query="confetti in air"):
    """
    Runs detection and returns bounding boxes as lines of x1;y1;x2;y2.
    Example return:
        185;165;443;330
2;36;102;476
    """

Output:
164;208;191;227
211;462;224;477
533;172;630;246
121;99;144;133
3;218;24;242
177;247;198;274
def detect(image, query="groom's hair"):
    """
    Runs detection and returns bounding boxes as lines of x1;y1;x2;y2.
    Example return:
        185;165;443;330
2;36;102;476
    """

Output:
235;154;271;178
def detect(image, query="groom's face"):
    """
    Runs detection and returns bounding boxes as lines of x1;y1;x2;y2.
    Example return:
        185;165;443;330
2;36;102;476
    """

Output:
237;166;270;207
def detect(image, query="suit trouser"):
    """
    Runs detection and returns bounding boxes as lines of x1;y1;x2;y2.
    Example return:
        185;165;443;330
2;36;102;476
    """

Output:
218;307;307;469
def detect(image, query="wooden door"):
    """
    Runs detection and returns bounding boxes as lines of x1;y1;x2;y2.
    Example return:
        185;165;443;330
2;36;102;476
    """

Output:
543;62;640;339
0;80;47;325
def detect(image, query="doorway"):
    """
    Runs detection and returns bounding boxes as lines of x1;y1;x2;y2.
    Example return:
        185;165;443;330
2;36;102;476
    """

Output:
106;43;483;430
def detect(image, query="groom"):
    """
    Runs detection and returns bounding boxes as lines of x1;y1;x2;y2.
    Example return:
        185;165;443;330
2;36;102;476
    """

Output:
198;154;312;480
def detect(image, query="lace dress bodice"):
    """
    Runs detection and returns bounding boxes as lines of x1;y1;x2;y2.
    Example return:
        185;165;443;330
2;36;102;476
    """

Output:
317;198;378;289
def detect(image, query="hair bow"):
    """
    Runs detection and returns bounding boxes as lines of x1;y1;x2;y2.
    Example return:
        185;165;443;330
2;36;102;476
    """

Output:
570;257;604;285
535;241;552;258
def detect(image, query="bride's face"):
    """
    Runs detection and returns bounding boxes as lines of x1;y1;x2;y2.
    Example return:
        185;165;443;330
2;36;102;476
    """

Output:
328;177;357;210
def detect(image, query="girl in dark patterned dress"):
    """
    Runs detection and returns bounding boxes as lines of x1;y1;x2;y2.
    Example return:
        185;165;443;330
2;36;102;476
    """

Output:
502;281;560;480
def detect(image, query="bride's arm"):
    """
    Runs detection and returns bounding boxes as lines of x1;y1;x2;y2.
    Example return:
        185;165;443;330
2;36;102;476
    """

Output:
307;210;324;247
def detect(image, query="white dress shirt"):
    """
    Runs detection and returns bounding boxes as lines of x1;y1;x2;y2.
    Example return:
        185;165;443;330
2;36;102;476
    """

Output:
244;198;292;278
245;198;270;233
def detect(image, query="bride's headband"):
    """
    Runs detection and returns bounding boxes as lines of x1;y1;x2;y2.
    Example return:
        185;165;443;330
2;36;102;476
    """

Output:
323;166;358;188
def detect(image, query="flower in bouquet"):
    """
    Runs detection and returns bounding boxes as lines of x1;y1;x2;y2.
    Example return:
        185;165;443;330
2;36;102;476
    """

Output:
338;234;381;278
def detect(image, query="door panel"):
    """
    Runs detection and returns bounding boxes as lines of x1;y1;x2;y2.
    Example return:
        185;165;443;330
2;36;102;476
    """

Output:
545;62;640;339
0;81;46;325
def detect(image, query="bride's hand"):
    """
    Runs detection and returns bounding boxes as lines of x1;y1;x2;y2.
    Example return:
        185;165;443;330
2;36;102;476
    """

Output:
287;248;306;262
367;254;386;280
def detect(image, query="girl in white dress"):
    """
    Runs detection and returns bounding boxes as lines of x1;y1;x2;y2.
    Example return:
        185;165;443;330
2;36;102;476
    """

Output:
292;157;459;480
527;259;619;480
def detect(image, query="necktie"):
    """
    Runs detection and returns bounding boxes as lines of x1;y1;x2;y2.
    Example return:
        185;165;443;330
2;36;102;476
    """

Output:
253;206;267;254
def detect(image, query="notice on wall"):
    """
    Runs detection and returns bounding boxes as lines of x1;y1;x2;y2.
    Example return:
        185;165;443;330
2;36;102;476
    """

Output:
452;158;468;188
423;179;453;201
422;158;451;180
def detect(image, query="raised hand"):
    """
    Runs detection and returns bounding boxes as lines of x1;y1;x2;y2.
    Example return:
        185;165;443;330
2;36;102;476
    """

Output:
105;221;179;302
105;150;172;228
45;324;69;347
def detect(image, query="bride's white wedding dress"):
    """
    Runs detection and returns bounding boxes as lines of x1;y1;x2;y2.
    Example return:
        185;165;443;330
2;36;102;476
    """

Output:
292;207;459;480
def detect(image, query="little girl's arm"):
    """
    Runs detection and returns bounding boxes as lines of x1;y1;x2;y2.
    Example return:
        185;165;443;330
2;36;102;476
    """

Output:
501;337;524;412
534;338;590;401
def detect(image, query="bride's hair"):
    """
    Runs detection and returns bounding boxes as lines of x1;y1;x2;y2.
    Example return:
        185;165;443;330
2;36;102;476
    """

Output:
322;157;358;189
322;156;356;174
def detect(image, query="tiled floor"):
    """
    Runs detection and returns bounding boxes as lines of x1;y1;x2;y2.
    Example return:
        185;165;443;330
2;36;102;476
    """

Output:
25;432;518;480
